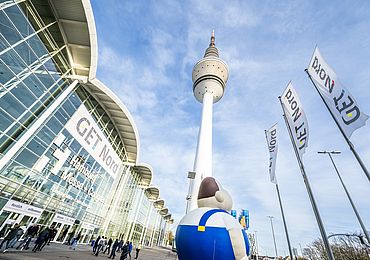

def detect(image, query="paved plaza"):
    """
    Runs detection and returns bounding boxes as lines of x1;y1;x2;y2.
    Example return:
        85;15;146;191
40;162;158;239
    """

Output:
0;243;178;260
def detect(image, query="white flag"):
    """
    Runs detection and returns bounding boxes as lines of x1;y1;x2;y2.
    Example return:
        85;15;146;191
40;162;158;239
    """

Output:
307;47;368;138
281;82;309;159
266;124;278;184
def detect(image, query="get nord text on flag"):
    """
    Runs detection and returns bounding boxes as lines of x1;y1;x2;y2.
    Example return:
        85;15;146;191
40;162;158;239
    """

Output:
281;83;309;159
307;47;368;138
266;124;278;184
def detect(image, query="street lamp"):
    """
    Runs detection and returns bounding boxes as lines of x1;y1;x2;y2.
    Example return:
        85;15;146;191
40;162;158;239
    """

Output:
267;216;278;258
318;150;370;244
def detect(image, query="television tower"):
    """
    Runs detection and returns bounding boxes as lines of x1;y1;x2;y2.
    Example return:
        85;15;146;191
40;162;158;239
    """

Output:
187;31;229;212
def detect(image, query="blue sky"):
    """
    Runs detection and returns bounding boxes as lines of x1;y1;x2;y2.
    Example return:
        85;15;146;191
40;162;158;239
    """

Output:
91;0;370;257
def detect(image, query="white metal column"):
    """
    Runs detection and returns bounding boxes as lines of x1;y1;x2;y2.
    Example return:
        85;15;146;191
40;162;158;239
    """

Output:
139;203;153;245
127;188;145;242
149;213;160;247
102;165;131;235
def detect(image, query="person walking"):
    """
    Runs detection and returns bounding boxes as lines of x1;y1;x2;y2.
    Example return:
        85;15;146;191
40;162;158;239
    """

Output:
94;236;106;256
9;225;25;248
47;228;58;245
32;227;50;252
128;242;133;258
134;243;141;259
92;236;101;253
117;239;123;253
120;241;129;260
0;223;21;252
108;239;119;259
104;237;113;254
70;233;81;250
40;227;53;250
17;224;39;250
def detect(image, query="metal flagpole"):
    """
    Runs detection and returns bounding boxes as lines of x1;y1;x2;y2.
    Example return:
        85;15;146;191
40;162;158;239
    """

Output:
275;184;294;260
305;70;370;182
278;97;335;260
264;130;294;260
267;216;278;258
318;151;370;244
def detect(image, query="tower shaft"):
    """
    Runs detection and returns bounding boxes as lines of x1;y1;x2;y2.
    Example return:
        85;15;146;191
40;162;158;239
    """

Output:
188;92;213;212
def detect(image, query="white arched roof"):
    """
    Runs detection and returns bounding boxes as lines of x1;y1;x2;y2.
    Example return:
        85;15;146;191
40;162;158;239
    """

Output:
85;79;140;163
159;208;169;216
145;186;160;201
44;1;140;163
133;163;153;187
46;0;97;79
153;199;165;210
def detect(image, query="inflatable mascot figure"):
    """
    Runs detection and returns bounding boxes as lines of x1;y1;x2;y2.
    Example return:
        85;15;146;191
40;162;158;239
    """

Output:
176;177;250;260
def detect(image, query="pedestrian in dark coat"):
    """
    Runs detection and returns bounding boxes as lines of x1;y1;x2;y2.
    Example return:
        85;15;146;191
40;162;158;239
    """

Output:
32;227;50;252
17;224;39;250
47;228;58;245
108;239;119;259
104;237;113;254
0;224;21;252
93;236;101;253
117;239;123;253
120;241;129;260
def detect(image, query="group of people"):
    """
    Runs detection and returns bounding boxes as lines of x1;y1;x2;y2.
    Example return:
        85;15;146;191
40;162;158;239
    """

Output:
0;223;144;259
92;236;141;259
0;223;59;253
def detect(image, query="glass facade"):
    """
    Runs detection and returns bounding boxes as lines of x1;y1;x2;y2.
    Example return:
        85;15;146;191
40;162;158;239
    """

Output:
0;0;171;246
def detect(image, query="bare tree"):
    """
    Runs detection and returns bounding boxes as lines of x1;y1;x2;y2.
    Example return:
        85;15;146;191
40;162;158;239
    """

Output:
303;234;369;260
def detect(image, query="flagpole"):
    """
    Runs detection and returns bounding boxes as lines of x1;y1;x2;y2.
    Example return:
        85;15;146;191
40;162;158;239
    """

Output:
305;69;370;182
264;130;294;260
278;96;335;260
318;151;370;244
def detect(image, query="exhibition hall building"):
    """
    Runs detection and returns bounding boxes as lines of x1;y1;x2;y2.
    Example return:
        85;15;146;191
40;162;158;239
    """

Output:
0;0;173;246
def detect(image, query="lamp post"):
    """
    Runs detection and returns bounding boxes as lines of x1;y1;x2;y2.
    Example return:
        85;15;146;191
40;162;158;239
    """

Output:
254;230;259;259
268;216;278;258
318;151;370;244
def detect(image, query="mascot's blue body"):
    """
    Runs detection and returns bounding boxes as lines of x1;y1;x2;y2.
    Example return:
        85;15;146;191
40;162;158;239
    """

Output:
176;177;250;260
176;208;250;260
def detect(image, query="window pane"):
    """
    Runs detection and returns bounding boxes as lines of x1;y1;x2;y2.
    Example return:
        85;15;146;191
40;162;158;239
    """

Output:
0;49;26;76
26;138;47;157
14;41;38;67
27;34;48;58
14;148;39;168
4;5;33;38
0;10;22;45
35;70;55;90
10;83;37;107
0;59;14;84
62;100;76;117
0;92;26;118
0;108;13;132
22;74;47;98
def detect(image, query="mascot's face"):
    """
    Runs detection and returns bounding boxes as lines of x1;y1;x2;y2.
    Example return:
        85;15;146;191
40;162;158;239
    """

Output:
197;177;233;211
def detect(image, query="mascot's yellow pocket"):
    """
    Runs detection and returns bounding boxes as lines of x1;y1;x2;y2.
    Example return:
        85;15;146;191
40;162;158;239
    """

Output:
197;226;205;232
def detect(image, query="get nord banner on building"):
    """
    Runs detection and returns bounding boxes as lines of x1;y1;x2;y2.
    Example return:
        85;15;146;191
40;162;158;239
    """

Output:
266;124;278;184
65;104;123;179
281;83;309;159
307;47;368;138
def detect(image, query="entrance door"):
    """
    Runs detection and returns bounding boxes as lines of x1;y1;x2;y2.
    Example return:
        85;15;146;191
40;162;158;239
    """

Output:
18;215;37;227
56;224;71;242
